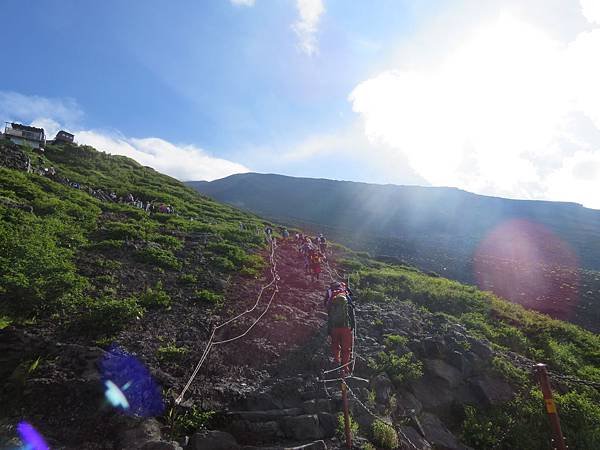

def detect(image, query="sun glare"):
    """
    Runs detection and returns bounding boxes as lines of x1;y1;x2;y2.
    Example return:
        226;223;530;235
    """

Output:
351;10;600;207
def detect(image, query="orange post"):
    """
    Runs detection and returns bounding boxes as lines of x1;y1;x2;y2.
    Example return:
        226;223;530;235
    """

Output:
341;381;352;449
535;364;567;450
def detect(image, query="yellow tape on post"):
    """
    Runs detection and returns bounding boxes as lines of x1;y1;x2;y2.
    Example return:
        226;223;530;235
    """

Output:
545;398;557;414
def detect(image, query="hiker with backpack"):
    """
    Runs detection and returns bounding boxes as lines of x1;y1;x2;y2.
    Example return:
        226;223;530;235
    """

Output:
324;281;353;309
325;283;355;376
300;238;315;274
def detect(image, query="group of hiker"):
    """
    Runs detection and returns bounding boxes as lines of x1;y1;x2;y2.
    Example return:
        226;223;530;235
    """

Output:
290;230;355;376
295;233;328;282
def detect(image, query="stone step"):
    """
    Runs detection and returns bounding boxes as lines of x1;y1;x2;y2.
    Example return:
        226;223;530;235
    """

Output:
225;412;337;446
241;440;327;450
227;408;303;422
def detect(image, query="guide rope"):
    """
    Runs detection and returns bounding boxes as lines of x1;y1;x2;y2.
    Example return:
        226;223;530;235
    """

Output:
175;237;279;405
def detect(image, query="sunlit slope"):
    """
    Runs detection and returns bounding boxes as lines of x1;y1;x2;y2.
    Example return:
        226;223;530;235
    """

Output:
0;141;266;328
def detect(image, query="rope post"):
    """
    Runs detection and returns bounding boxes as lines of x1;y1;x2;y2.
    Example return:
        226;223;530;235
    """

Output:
534;364;567;450
341;380;352;449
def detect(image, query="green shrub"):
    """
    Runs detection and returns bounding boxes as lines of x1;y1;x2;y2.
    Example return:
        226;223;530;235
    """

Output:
138;281;171;308
491;356;529;386
359;288;388;303
0;316;12;329
135;246;182;270
361;443;376;450
157;343;188;362
369;351;423;385
210;255;236;272
371;420;398;449
336;412;359;440
150;233;183;250
339;258;364;272
77;297;143;336
384;334;408;349
194;289;224;306
178;273;198;284
166;406;215;437
0;211;88;318
86;239;124;251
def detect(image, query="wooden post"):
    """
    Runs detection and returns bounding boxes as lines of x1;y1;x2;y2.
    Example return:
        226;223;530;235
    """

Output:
535;364;567;450
341;381;352;449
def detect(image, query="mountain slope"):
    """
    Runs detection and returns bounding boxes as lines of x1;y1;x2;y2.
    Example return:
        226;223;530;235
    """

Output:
1;142;600;449
189;173;600;332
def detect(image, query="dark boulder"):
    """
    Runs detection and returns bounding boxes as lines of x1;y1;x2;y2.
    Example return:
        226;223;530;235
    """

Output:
282;414;323;441
188;430;241;450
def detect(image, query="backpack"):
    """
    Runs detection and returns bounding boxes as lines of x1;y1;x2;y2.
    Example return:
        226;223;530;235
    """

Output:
328;294;350;329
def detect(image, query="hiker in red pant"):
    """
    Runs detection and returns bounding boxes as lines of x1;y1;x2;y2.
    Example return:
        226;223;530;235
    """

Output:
325;289;355;376
309;250;322;282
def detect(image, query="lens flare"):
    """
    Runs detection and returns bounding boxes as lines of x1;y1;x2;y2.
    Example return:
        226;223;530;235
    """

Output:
474;219;579;320
99;346;164;417
17;421;49;450
104;380;130;410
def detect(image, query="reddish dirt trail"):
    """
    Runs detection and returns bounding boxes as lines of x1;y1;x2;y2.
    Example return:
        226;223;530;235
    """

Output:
212;238;333;368
179;238;341;407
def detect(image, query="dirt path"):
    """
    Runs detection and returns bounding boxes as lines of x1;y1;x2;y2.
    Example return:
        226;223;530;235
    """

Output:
170;238;340;410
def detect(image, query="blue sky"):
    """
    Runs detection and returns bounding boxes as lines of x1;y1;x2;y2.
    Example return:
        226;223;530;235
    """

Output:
2;0;600;207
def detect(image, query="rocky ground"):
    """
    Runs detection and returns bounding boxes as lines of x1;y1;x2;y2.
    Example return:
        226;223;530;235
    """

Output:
0;236;524;449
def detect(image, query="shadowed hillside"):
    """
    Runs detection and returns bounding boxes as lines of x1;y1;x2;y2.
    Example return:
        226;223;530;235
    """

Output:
189;173;600;332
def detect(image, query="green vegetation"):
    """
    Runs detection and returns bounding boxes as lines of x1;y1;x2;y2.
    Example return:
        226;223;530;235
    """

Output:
369;333;423;385
371;420;398;450
336;412;359;440
4;141;600;447
345;251;600;448
166;405;215;437
157;343;188;362
76;297;144;337
0;141;265;335
194;289;225;306
137;281;171;309
369;351;423;385
461;390;600;450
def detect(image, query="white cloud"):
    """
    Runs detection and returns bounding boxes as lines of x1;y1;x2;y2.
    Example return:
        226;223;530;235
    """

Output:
230;0;255;6
0;91;83;128
349;0;600;208
581;0;600;24
292;0;325;56
1;91;249;181
76;131;250;181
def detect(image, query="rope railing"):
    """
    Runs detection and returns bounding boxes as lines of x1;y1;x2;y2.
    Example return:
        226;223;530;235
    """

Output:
175;237;280;405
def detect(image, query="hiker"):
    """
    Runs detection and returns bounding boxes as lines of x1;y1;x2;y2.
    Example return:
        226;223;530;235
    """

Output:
300;238;315;273
325;287;355;375
324;281;354;309
309;249;322;281
282;228;290;239
318;234;327;255
264;226;273;243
